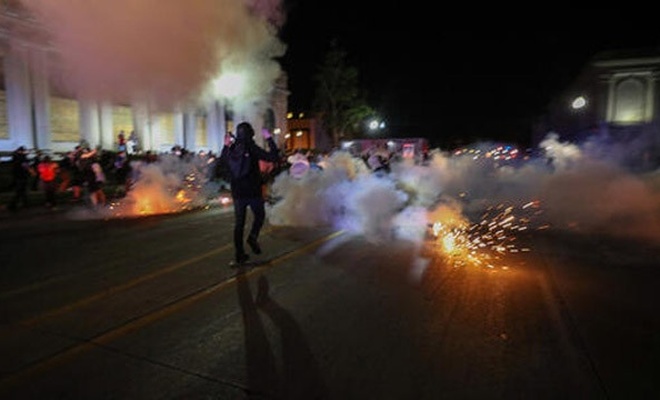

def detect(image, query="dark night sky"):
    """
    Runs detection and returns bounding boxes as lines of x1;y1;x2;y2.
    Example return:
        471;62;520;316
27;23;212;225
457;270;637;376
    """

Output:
277;3;660;148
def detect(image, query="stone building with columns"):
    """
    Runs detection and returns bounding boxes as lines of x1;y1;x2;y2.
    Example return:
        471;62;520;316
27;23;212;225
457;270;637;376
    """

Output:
533;47;660;167
0;1;289;156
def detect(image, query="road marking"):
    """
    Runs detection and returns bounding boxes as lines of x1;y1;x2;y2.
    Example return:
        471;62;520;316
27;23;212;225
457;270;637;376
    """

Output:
13;244;233;329
0;230;344;391
9;224;278;329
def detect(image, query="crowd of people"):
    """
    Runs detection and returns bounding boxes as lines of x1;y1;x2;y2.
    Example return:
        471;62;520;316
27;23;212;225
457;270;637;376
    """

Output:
4;128;406;216
5;142;129;213
4;135;227;214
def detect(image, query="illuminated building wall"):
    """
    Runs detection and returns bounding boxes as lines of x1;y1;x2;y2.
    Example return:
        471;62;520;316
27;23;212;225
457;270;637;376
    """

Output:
112;106;134;143
49;96;79;142
0;4;289;155
606;71;655;124
533;49;660;149
195;115;207;148
157;113;176;147
285;113;331;152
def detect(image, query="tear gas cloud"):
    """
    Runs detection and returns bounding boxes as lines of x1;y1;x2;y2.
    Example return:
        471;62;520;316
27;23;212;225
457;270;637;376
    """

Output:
70;152;216;220
268;132;660;246
26;1;657;248
69;125;658;250
70;131;658;269
20;0;285;110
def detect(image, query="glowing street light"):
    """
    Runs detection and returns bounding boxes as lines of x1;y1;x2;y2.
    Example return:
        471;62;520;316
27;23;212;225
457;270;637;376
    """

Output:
571;95;587;110
368;119;386;132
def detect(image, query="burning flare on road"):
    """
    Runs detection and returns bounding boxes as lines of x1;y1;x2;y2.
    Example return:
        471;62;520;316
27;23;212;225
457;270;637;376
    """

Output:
429;201;543;269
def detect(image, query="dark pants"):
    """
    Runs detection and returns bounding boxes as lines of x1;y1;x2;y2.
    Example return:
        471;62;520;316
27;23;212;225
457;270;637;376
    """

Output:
9;178;29;210
233;197;266;258
42;180;57;207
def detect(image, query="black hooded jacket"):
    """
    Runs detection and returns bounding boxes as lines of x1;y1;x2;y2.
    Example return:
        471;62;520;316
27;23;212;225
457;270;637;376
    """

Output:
220;128;280;199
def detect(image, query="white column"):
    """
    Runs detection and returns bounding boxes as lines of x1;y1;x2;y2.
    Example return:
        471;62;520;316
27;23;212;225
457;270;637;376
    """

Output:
173;110;185;147
30;49;51;152
149;114;162;151
184;110;196;150
215;100;226;152
99;101;114;150
606;76;615;122
646;75;654;123
206;101;220;152
4;47;34;150
132;102;151;152
79;99;100;148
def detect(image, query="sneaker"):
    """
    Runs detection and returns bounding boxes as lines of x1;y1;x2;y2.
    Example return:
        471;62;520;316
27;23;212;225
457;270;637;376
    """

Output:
247;236;262;254
235;253;250;264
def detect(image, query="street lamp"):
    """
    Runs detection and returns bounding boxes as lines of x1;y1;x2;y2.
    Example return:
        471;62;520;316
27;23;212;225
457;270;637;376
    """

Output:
571;96;586;110
368;119;386;133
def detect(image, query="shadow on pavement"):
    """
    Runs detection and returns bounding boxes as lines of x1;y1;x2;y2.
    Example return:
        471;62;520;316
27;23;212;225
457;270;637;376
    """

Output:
236;269;326;399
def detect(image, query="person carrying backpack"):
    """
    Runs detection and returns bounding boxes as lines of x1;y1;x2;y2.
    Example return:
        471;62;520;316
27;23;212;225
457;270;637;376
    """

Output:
220;121;280;265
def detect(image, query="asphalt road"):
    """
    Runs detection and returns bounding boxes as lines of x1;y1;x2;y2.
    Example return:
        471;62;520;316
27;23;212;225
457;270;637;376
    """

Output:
0;204;658;399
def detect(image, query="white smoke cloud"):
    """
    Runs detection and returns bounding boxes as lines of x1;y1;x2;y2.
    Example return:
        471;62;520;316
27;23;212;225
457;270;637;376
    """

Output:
26;0;657;250
21;0;285;110
267;133;660;247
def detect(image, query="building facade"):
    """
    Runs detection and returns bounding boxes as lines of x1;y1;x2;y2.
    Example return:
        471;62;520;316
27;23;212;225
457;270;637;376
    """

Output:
0;1;289;156
533;48;660;167
284;112;332;153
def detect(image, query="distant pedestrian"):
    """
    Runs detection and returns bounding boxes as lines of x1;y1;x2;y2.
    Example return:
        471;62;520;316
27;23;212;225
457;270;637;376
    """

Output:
220;122;280;265
113;150;131;195
287;149;310;179
127;130;139;154
67;145;85;201
30;149;42;191
117;130;127;152
37;155;59;209
81;150;106;208
8;146;35;212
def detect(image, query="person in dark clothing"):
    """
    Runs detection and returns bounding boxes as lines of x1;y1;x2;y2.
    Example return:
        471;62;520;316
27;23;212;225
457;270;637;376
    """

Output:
30;150;42;191
220;122;280;265
60;145;84;201
113;150;132;195
8;146;35;211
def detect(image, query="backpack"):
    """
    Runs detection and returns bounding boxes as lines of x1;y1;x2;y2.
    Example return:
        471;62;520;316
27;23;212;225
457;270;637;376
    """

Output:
227;142;251;179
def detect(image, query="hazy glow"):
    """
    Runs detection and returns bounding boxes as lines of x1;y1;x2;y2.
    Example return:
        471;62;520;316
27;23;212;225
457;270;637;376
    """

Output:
214;72;246;99
617;111;643;123
267;132;660;269
21;0;286;110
